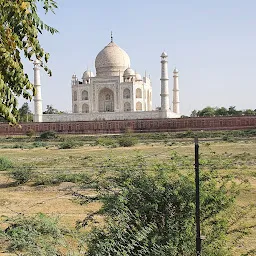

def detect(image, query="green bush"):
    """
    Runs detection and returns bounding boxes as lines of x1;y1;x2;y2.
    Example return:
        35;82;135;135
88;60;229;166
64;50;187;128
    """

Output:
58;140;83;149
13;143;25;149
86;159;236;256
0;157;13;171
9;168;33;184
26;129;35;138
222;135;236;142
40;130;57;140
2;213;64;255
118;136;138;147
32;141;48;148
34;172;91;185
95;137;117;147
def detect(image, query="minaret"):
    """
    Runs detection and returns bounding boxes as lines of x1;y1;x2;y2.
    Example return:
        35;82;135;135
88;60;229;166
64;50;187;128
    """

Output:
172;68;180;114
160;52;169;111
33;59;43;122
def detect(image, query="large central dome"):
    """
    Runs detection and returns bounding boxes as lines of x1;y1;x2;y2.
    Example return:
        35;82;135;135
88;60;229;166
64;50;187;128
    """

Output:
95;41;130;77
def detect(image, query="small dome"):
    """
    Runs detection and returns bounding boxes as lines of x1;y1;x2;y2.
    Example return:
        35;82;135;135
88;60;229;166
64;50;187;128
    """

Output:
83;70;94;78
135;72;142;81
173;67;179;73
161;52;168;58
95;41;130;77
124;67;135;77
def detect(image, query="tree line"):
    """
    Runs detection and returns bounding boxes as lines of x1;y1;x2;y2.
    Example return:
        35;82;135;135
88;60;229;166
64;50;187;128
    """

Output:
190;106;256;117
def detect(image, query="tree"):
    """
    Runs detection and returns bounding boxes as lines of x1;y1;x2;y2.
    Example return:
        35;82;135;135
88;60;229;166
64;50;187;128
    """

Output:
197;106;216;117
0;0;58;124
43;104;59;114
18;102;33;122
243;109;255;116
228;106;239;116
215;107;228;116
190;109;198;117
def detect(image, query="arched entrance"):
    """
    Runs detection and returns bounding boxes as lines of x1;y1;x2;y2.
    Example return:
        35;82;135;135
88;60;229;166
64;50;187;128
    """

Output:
98;88;114;112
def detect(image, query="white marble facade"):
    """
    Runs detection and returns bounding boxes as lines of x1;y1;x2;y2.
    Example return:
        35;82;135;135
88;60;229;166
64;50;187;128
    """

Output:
71;40;152;115
37;37;181;123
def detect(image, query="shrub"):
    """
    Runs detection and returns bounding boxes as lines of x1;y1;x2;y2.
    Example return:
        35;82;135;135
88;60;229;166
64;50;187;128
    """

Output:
86;159;236;256
13;144;25;149
2;213;65;255
40;130;57;140
34;172;92;186
118;136;138;147
32;141;48;148
26;129;35;138
0;157;13;171
58;140;83;149
95;137;117;147
222;135;236;142
9;168;33;184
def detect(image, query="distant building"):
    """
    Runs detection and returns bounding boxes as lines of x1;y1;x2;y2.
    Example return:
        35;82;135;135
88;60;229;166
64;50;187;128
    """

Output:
34;35;180;122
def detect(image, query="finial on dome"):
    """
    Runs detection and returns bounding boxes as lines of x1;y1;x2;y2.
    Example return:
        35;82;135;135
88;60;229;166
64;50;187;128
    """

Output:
161;52;168;58
173;67;179;73
111;31;113;43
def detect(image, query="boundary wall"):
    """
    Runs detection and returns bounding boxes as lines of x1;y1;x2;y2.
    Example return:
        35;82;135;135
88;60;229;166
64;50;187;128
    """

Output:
0;116;256;135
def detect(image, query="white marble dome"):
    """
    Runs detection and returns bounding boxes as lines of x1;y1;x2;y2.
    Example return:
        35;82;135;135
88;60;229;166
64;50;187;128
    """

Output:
95;41;131;77
124;67;135;77
135;72;142;81
83;70;94;79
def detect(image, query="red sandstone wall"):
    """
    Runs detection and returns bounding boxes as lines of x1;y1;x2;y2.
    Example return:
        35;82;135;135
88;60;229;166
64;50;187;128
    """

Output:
0;116;256;135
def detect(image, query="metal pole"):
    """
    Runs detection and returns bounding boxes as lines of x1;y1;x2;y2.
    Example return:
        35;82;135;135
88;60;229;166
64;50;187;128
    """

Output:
195;137;201;256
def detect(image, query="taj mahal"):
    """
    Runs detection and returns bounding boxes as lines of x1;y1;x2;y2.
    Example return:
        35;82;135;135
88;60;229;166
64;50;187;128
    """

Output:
33;35;181;122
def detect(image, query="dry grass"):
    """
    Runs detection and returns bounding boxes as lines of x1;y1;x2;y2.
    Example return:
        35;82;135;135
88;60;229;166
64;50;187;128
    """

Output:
0;137;255;255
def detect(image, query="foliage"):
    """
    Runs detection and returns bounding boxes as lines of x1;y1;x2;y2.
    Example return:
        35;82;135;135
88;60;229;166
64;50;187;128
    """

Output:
18;102;33;122
34;172;92;186
43;104;61;114
85;156;237;255
26;128;35;137
95;137;117;147
191;106;256;117
32;141;47;147
40;130;57;139
1;213;65;255
0;156;13;171
118;136;138;147
9;167;34;184
0;0;58;124
58;139;84;149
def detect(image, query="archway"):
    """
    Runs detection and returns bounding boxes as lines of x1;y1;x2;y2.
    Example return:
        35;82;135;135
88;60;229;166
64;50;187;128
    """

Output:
82;90;88;100
124;102;131;112
98;88;114;112
74;104;78;113
82;104;89;113
136;101;142;111
73;91;77;101
136;88;142;98
123;88;130;99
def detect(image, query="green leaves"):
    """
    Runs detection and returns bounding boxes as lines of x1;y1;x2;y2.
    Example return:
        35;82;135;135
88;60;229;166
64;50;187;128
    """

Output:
0;0;58;124
86;155;237;255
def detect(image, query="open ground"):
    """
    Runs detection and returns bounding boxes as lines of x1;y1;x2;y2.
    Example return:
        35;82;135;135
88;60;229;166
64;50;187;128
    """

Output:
0;132;255;255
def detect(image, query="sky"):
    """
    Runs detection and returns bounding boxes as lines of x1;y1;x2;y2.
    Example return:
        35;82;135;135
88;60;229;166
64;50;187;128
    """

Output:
23;0;256;115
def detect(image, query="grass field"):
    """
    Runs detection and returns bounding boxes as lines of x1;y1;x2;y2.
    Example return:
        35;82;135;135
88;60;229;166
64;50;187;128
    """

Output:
0;133;255;255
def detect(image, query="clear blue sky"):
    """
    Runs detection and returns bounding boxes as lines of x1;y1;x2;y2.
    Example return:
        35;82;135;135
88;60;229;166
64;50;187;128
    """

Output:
23;0;256;115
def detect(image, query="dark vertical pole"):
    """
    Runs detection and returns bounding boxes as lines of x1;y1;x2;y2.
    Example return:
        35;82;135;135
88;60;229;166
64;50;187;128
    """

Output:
195;137;201;256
